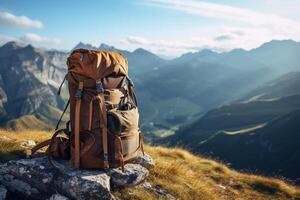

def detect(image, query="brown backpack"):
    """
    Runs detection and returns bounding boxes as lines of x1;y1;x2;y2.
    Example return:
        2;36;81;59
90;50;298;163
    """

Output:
31;49;144;171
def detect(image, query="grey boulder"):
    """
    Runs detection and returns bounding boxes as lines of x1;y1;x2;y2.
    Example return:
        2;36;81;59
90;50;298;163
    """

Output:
0;153;153;200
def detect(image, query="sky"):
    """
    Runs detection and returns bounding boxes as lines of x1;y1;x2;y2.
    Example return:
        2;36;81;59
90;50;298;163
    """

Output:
1;0;300;57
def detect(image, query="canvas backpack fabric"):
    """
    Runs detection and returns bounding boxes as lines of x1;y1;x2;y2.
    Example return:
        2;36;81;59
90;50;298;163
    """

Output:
31;49;144;171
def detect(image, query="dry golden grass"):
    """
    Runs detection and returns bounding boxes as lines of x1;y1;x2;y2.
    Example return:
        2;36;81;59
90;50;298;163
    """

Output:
0;130;299;200
114;146;300;200
0;129;52;162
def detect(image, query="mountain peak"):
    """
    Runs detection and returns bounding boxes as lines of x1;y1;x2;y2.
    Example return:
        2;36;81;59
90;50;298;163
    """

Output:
253;39;299;52
0;41;26;58
133;48;148;53
72;42;98;51
197;49;218;56
98;43;115;50
1;41;24;49
133;48;158;57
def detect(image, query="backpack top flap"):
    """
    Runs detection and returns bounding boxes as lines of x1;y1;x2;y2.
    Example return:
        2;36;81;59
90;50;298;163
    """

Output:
67;49;128;80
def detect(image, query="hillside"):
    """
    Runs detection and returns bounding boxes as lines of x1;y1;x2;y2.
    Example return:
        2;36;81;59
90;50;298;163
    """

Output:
1;40;300;133
162;71;300;182
0;42;69;130
0;130;299;200
195;109;300;182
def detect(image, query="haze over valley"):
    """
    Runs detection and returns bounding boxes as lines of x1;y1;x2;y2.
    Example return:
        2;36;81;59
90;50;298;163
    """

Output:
0;39;300;183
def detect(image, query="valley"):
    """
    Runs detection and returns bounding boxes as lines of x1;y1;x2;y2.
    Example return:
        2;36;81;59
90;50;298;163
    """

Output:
0;39;300;184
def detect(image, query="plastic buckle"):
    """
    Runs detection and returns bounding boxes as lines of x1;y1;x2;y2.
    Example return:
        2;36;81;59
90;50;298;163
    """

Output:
96;82;104;93
103;153;108;161
75;89;83;98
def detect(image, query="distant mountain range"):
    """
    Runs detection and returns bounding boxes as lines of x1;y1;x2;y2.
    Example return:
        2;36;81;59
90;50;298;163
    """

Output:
1;39;300;182
1;39;300;132
162;70;300;182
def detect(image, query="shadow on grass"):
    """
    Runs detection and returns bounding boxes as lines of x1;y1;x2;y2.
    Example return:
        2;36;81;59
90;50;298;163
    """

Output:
0;150;27;163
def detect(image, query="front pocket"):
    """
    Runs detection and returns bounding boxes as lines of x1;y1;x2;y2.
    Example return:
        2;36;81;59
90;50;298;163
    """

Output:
114;131;141;160
108;107;139;135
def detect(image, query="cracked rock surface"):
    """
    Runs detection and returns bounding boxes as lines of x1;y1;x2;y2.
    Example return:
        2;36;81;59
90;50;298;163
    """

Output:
0;154;154;200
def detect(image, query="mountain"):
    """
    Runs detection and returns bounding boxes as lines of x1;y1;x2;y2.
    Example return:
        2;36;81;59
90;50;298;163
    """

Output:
139;40;300;135
0;130;299;199
72;42;98;50
197;109;300;181
175;40;300;74
1;39;300;133
0;41;68;130
162;71;300;181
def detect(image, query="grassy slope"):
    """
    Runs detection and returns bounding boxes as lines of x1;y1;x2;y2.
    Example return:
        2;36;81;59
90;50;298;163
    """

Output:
3;103;68;131
0;130;299;200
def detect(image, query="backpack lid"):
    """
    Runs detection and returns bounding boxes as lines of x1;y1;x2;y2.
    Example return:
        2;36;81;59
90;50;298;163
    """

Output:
67;49;128;80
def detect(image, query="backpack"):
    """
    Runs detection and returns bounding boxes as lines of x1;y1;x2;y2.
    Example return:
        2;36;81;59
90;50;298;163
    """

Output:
31;49;144;171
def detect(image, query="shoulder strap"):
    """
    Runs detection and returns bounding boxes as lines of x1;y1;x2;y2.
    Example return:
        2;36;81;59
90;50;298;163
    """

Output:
74;81;83;168
96;80;109;168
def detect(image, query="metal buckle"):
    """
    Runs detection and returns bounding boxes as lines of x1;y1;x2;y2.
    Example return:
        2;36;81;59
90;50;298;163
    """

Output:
75;89;83;98
96;82;104;93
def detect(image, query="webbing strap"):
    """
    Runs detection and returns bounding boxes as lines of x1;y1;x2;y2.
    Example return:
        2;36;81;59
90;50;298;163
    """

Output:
55;99;70;131
74;81;83;168
116;136;125;172
88;100;93;131
31;139;51;158
97;93;109;168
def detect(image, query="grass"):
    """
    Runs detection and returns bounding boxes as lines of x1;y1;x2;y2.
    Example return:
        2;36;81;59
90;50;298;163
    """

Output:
114;146;300;200
0;129;52;162
0;129;299;199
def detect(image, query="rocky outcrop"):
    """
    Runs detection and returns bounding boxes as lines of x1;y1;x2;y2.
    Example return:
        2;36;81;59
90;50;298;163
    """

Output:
0;185;7;200
0;154;154;200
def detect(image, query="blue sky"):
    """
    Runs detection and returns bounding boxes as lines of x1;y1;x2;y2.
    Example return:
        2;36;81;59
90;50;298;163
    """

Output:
1;0;300;57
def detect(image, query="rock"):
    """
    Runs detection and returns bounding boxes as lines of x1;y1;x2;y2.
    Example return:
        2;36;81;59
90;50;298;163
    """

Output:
48;193;69;200
110;164;149;188
20;140;36;148
135;153;155;169
0;185;7;200
0;155;152;200
0;136;12;142
140;181;176;200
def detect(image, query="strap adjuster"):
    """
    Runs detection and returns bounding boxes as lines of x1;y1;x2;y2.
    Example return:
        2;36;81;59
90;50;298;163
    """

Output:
96;82;104;93
103;153;108;161
75;89;83;98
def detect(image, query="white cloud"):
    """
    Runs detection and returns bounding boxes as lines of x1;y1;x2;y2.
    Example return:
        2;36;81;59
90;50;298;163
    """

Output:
145;0;300;30
127;0;300;57
0;35;17;46
127;36;150;45
20;33;61;46
0;33;62;49
0;12;43;29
